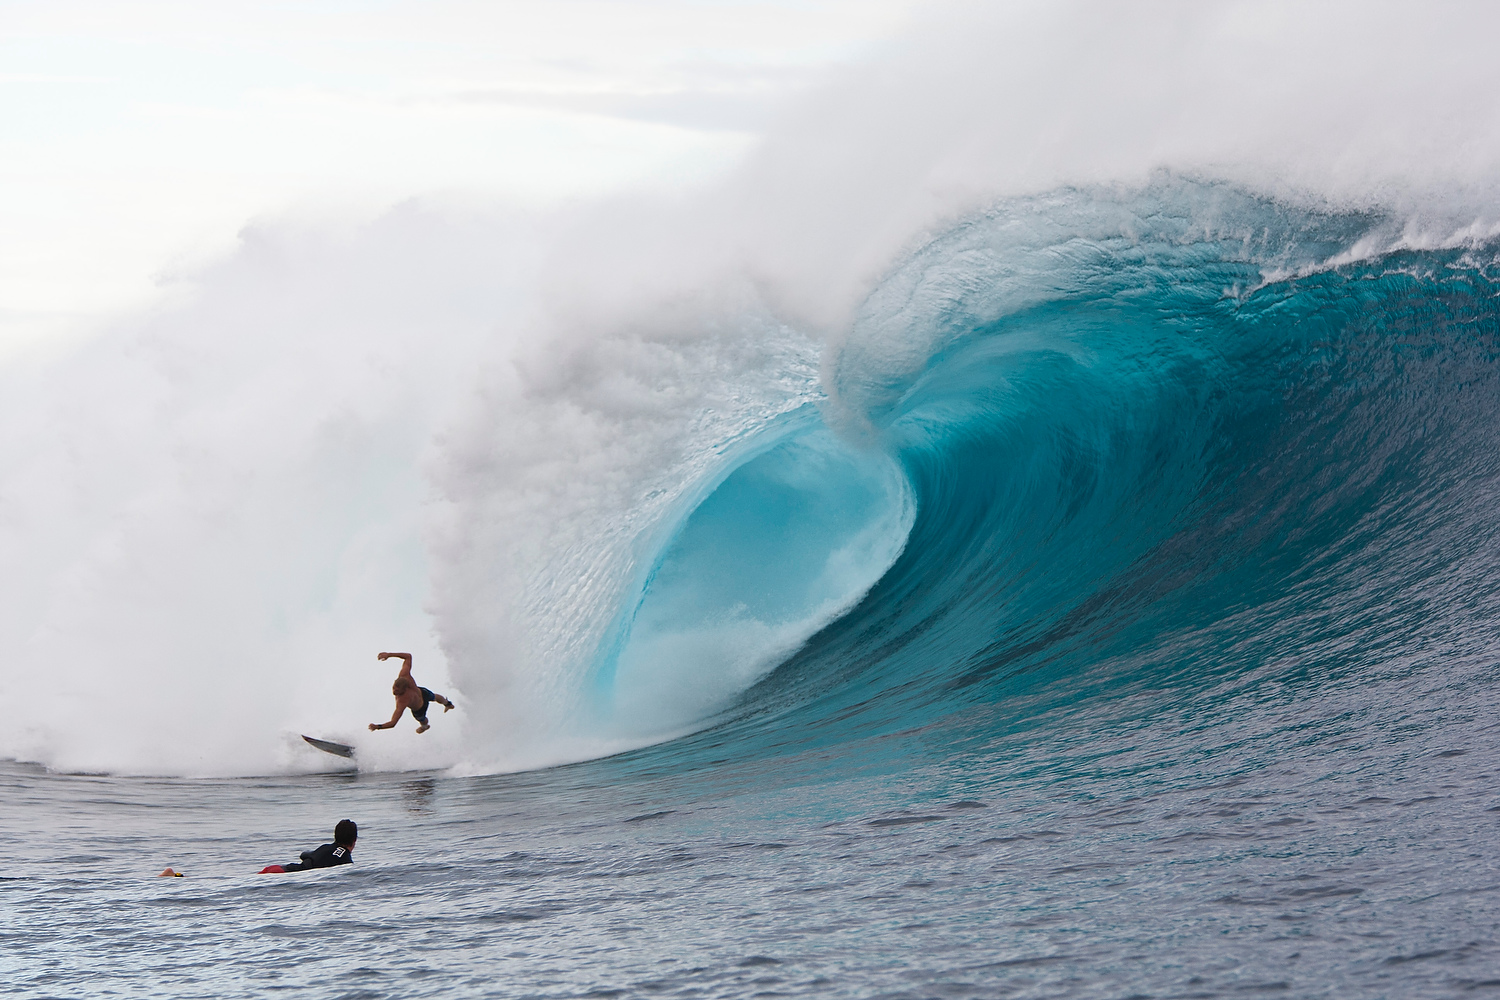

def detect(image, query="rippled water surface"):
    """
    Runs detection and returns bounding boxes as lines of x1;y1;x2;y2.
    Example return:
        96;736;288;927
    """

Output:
7;645;1500;1000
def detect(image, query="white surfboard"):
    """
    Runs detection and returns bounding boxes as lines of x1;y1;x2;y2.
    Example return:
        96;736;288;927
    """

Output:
301;735;355;758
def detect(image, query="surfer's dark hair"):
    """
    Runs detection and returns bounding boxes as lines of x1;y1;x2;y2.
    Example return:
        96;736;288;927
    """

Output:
335;819;357;846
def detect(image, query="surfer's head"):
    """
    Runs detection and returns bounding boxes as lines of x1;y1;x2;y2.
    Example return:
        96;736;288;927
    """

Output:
335;819;357;847
392;676;412;696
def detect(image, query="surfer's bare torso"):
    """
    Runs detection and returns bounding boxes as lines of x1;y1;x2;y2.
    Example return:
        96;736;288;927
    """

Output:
369;652;454;734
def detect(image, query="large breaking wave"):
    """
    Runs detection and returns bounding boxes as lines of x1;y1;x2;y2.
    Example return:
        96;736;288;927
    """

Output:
6;3;1500;777
659;188;1500;769
551;185;1500;776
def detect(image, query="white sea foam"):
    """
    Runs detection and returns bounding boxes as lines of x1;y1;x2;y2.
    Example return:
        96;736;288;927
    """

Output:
3;0;1499;775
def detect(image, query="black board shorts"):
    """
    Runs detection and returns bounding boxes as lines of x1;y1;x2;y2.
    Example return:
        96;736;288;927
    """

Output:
413;687;435;724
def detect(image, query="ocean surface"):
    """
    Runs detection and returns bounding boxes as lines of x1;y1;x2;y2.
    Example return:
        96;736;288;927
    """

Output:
6;183;1500;997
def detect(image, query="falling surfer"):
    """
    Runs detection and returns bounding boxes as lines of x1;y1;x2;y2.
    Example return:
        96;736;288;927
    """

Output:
369;651;455;734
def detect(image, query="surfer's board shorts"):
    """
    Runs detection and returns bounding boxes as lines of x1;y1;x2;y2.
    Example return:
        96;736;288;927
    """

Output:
413;687;435;724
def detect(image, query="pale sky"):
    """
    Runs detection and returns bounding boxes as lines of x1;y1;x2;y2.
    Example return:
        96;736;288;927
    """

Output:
0;0;918;350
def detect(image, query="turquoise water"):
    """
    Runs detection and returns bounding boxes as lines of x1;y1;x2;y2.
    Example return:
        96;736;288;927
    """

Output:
7;186;1500;997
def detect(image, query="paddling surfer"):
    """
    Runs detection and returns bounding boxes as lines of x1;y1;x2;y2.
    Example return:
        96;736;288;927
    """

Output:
259;819;357;873
369;652;454;734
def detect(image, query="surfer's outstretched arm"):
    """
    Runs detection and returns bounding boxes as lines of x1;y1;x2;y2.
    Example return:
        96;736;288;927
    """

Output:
378;651;414;678
369;705;407;731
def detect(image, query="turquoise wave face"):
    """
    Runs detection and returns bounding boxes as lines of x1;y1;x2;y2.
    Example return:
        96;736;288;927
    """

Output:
599;416;914;735
600;186;1500;775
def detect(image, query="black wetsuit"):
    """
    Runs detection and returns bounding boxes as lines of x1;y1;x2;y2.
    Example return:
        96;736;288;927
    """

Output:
282;842;353;872
412;686;435;725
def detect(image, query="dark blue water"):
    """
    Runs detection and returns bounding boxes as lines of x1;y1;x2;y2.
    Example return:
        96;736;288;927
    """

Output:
7;185;1500;997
